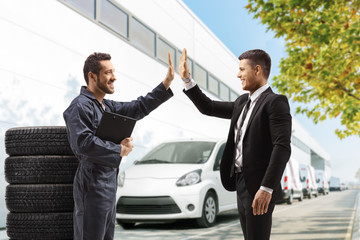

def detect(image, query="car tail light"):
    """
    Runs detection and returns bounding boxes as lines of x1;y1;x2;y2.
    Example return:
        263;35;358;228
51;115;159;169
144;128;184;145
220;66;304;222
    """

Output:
307;179;309;189
284;176;288;190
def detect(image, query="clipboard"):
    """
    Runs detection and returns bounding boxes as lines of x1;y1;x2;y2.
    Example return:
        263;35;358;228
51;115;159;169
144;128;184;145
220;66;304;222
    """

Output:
95;111;137;144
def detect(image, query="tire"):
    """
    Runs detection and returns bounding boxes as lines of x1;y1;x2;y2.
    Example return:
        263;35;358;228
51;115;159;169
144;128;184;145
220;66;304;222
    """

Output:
298;192;303;201
6;184;74;213
287;193;293;205
5;126;73;156
5;155;78;184
6;212;73;239
196;191;217;228
116;219;135;229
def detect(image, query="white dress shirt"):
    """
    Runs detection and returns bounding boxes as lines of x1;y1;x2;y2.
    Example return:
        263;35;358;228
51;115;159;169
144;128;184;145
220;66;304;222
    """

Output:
234;84;269;168
184;79;273;194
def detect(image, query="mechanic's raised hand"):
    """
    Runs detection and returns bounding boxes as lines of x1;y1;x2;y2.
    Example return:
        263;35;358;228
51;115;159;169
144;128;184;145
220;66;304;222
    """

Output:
252;189;272;216
120;137;134;157
179;48;190;79
162;51;174;90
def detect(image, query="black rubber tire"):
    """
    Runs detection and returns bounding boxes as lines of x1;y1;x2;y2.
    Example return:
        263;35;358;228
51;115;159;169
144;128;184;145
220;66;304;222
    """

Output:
298;192;304;201
6;184;74;213
287;193;293;205
5;126;73;156
6;212;73;239
5;155;78;184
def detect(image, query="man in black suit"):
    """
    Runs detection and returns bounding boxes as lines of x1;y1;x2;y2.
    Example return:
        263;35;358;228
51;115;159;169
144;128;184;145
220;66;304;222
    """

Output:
179;49;291;240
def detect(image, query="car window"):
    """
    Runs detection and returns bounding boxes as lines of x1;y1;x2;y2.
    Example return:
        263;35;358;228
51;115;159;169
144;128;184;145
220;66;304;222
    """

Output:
213;143;226;170
137;141;216;164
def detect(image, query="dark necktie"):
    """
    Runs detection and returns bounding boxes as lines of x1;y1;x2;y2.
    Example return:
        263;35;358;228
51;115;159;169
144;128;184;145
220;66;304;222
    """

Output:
235;98;251;146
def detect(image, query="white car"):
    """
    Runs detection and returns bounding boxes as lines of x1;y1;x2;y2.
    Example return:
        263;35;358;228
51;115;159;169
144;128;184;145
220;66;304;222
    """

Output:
116;139;237;228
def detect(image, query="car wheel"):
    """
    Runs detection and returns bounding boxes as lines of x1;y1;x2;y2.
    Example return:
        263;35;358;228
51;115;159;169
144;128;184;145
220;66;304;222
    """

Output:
287;193;293;205
196;191;217;228
116;219;135;229
308;191;312;199
298;192;304;201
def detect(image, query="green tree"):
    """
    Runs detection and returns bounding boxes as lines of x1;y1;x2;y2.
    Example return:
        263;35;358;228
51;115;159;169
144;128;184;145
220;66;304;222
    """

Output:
247;0;360;139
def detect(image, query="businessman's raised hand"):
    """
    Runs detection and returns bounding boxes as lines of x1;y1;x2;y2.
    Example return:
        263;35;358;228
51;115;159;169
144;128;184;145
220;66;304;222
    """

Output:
179;48;190;79
162;51;175;90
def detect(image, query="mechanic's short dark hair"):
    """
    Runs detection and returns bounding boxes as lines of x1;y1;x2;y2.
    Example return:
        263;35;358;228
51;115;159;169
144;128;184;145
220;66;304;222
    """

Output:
238;49;271;80
83;52;112;85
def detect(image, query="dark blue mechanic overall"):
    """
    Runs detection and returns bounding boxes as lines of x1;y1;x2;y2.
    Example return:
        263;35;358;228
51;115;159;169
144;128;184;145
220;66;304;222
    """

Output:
63;52;174;240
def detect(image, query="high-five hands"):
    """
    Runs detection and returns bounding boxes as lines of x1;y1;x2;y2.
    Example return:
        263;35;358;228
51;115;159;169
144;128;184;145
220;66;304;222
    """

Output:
162;51;175;90
120;137;134;157
179;48;190;79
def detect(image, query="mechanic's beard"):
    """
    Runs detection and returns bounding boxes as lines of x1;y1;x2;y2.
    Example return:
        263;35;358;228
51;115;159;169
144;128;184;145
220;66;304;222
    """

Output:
97;80;114;94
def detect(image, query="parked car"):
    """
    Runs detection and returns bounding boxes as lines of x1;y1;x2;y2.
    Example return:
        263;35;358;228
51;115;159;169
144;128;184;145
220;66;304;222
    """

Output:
280;158;303;204
330;177;343;191
115;139;237;228
315;170;329;195
299;164;318;198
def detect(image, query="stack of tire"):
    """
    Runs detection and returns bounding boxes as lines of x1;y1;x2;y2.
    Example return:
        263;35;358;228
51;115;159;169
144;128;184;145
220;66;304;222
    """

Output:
4;126;78;239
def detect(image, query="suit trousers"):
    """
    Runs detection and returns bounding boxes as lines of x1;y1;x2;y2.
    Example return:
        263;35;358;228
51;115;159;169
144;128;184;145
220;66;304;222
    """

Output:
236;172;275;240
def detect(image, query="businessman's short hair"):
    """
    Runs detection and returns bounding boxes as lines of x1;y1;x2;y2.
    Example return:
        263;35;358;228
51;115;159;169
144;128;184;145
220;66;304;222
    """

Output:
83;52;112;85
238;49;271;80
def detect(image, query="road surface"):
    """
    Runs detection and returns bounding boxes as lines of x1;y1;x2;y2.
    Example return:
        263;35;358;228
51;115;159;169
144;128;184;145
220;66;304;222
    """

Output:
114;190;359;240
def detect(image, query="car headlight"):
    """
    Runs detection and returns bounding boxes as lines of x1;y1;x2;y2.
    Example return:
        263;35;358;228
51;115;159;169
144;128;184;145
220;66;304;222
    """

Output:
118;171;125;187
176;169;202;187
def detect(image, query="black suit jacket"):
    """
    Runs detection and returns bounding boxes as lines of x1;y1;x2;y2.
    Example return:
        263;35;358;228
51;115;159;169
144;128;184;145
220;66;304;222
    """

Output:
184;85;291;201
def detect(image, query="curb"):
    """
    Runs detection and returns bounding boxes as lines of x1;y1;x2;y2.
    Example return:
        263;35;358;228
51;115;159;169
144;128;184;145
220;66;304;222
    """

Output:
351;192;360;240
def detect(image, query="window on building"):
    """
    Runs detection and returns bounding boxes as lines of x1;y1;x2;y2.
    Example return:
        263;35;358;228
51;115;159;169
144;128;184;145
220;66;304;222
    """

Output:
230;91;238;101
208;75;219;96
61;0;242;102
65;0;95;18
99;0;128;38
194;64;207;89
219;82;230;101
157;38;175;65
130;17;155;57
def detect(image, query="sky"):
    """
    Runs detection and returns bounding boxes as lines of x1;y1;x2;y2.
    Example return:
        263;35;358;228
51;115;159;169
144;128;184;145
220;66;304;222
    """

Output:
182;0;360;183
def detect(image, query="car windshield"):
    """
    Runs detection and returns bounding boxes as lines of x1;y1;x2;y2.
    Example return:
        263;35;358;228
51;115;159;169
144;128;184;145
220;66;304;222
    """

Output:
136;141;216;164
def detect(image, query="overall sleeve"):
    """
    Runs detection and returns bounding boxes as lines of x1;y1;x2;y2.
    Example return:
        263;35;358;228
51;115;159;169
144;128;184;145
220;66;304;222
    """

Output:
261;95;292;189
64;102;122;167
111;83;173;120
